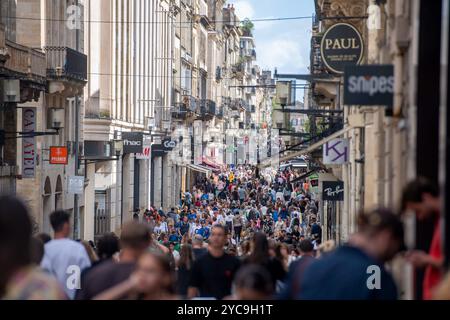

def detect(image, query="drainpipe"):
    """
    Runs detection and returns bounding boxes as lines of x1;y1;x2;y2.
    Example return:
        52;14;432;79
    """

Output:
73;0;81;239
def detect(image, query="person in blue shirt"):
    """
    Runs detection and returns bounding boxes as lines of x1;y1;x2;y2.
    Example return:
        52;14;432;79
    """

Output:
178;216;190;236
295;208;406;300
201;192;209;201
279;206;288;220
196;220;210;239
188;210;197;221
272;210;278;222
168;230;180;243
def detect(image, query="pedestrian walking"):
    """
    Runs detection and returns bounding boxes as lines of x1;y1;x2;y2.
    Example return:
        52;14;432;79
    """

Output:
40;210;91;299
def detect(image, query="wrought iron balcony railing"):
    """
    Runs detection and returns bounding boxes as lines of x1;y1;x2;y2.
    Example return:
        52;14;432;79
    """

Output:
44;46;87;81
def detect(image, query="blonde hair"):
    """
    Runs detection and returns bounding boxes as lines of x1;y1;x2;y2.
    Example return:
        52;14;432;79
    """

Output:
81;240;99;263
318;240;336;255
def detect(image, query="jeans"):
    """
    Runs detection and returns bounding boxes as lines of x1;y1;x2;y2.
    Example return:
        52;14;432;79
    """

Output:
234;226;242;243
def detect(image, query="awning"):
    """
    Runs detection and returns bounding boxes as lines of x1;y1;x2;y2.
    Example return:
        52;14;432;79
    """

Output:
202;156;221;169
259;126;353;168
187;164;212;175
202;163;221;173
291;169;321;183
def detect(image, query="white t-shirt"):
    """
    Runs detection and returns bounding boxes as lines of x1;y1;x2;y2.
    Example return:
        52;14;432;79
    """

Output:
276;191;284;201
216;214;225;225
172;250;180;262
154;223;168;235
225;215;234;224
41;238;91;299
260;206;268;216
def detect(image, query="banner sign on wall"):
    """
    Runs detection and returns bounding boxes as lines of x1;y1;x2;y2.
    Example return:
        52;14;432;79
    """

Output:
323;138;349;165
22;108;36;178
68;176;85;195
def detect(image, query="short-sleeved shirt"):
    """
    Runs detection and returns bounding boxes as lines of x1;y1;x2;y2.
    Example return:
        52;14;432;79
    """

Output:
75;261;135;300
297;246;397;300
40;239;91;299
189;252;241;299
424;219;443;300
4;267;66;300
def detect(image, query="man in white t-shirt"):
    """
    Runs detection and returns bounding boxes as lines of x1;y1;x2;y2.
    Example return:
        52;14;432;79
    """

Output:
41;210;91;299
260;205;268;216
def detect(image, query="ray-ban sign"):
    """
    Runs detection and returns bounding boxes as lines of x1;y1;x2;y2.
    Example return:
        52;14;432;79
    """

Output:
344;65;394;107
323;181;344;201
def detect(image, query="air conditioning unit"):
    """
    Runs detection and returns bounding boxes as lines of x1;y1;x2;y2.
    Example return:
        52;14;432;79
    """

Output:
48;108;65;129
1;79;20;103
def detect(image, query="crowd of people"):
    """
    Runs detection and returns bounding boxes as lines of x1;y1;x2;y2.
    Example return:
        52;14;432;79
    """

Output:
0;165;449;300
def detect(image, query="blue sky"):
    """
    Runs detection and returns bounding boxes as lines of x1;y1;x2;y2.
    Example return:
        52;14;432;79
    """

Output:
229;0;315;75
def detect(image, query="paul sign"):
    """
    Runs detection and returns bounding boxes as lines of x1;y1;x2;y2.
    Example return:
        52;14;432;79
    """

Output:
322;181;344;201
321;23;364;74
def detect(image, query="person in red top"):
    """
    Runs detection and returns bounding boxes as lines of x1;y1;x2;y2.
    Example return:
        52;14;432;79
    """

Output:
401;178;443;300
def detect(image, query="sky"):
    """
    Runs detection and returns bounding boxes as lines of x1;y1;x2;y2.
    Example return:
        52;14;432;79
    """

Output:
229;0;316;80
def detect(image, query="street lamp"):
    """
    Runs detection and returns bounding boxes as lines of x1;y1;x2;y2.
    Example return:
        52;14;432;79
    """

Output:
162;119;171;132
112;131;125;226
113;139;123;158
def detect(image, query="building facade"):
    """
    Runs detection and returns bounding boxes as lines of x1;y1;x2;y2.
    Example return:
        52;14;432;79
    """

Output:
1;0;87;237
83;0;173;239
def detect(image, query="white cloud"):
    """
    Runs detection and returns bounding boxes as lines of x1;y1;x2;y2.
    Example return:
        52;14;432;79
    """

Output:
231;0;255;20
257;37;308;72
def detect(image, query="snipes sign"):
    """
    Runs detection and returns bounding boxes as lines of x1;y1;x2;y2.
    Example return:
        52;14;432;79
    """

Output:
344;65;394;107
321;23;364;74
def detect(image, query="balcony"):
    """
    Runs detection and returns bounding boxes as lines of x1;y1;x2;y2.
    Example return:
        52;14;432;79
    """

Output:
241;48;256;60
216;105;224;118
182;95;198;112
231;62;244;79
44;47;87;82
2;40;46;84
172;103;189;121
198;99;216;120
229;109;240;119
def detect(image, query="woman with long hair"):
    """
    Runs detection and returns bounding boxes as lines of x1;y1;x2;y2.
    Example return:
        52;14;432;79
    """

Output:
244;232;286;290
0;196;66;300
176;244;194;298
275;243;290;271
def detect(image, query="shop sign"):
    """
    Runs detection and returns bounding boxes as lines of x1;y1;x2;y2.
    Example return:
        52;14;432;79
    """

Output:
323;181;344;201
344;65;394;107
321;23;364;74
50;146;68;165
22;108;36;178
323;138;349;165
122;132;144;154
